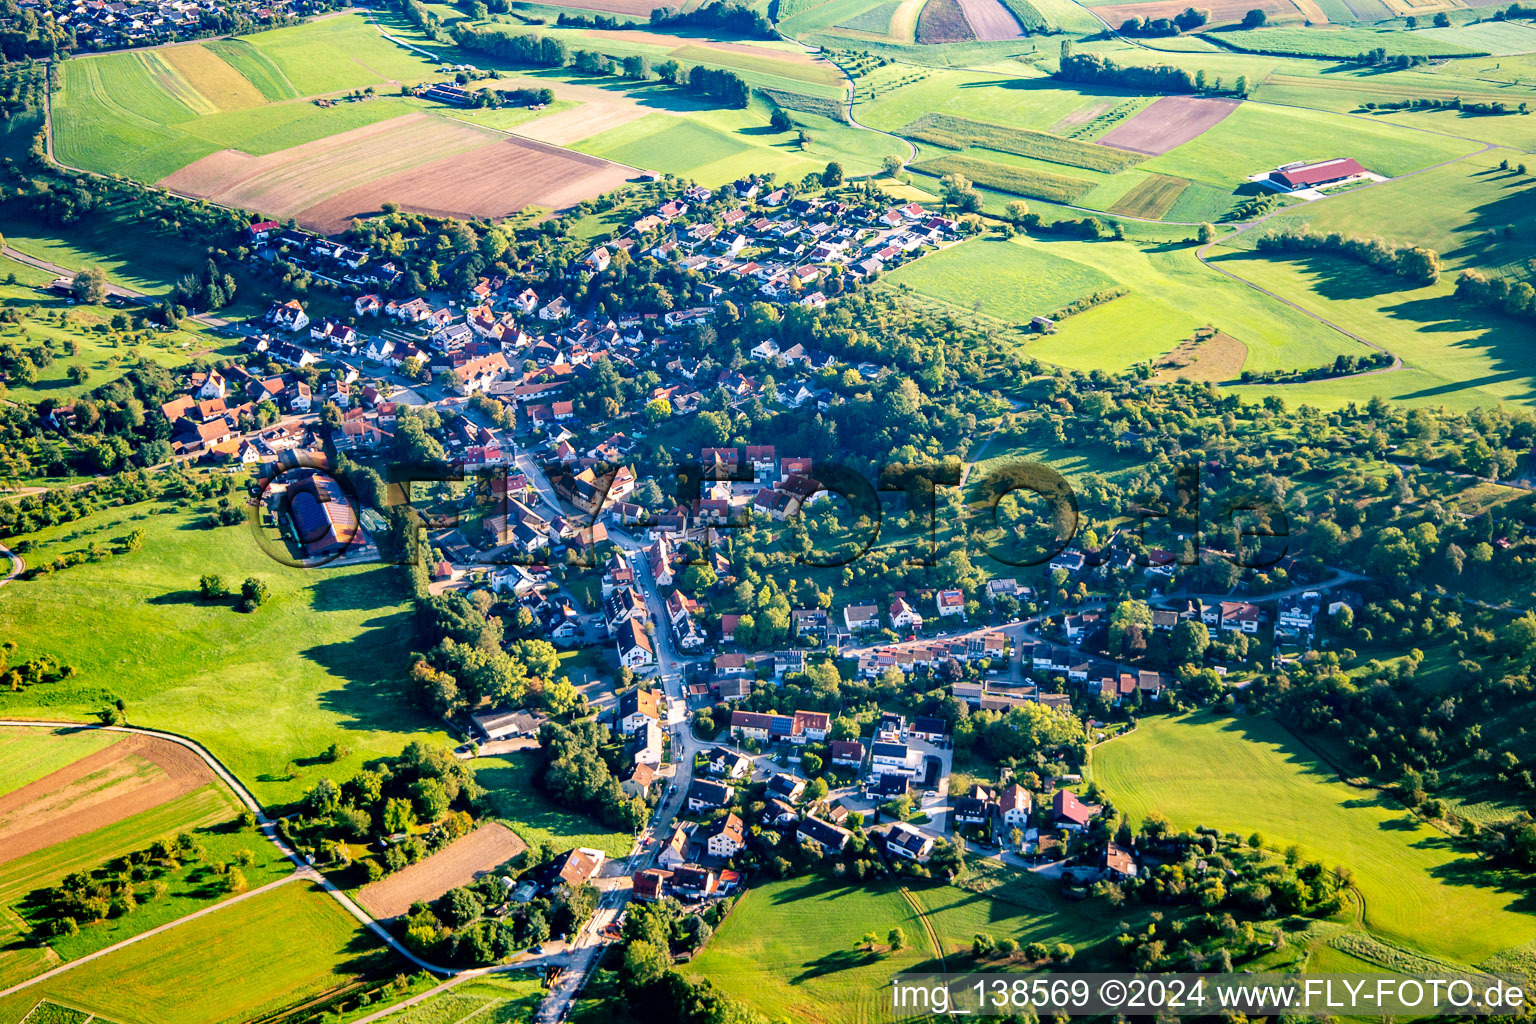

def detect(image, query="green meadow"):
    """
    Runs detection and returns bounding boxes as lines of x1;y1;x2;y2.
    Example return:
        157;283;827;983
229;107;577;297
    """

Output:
881;235;1361;373
472;754;635;859
0;500;444;806
368;975;545;1024
689;874;1125;1024
1091;713;1536;966
1211;248;1536;410
0;882;395;1024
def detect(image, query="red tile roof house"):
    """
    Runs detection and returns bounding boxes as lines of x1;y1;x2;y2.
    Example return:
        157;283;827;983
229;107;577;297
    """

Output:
1052;789;1102;831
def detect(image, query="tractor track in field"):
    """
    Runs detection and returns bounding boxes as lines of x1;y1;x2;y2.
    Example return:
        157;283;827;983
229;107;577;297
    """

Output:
899;886;947;970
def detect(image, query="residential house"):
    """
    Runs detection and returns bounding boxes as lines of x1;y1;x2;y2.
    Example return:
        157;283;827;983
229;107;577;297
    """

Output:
685;779;734;813
885;821;934;862
797;816;851;855
701;813;745;858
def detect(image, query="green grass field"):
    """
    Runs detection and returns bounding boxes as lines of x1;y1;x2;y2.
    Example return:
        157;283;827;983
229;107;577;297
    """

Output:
1091;713;1536;966
0;882;396;1024
572;101;903;184
887;234;1362;373
472;754;635;859
0;500;443;806
1418;21;1536;56
690;874;1125;1024
685;877;934;1024
1248;149;1536;275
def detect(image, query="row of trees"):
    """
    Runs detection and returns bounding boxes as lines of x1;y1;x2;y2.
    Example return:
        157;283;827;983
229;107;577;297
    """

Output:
1253;227;1442;285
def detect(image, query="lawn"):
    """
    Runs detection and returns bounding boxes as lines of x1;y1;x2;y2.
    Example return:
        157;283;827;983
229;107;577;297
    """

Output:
472;753;635;858
1209;247;1536;410
0;727;122;798
0;500;444;806
1090;712;1536;966
0;882;397;1024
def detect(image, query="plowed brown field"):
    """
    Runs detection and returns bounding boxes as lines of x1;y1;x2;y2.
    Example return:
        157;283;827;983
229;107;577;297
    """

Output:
1096;95;1241;155
357;823;527;920
161;112;635;232
0;734;215;864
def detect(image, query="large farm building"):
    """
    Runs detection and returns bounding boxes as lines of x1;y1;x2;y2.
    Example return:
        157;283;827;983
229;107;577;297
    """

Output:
1268;158;1370;192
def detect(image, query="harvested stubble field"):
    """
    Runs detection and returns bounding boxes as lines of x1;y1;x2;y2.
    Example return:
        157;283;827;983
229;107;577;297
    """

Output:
1096;95;1242;155
1108;172;1192;217
0;734;215;865
357;823;527;920
954;0;1027;39
1152;329;1249;380
160;112;634;233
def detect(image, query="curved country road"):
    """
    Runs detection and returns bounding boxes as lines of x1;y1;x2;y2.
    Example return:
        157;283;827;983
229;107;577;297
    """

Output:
0;543;21;587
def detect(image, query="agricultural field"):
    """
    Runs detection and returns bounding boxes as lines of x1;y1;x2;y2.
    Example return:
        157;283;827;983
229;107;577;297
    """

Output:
0;726;292;989
0;500;444;806
161;112;635;234
0;729;122;798
572;100;904;185
0;882;397;1024
1417;20;1536;55
357;823;526;920
1091;713;1536;966
1088;0;1306;24
472;754;635;858
1210;24;1484;56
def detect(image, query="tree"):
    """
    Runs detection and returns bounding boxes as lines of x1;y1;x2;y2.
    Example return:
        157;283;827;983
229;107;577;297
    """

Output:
622;938;670;989
1172;619;1210;665
198;574;227;600
770;108;794;132
1005;200;1030;223
1241;7;1265;26
71;266;108;305
382;796;415;835
821;161;844;187
887;926;906;951
881;154;905;178
1433;10;1450;25
239;577;270;611
1198;222;1217;244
